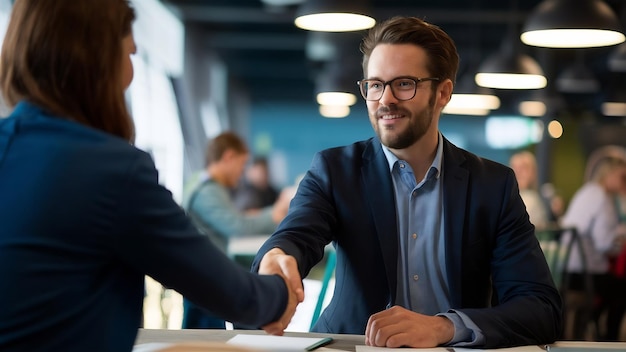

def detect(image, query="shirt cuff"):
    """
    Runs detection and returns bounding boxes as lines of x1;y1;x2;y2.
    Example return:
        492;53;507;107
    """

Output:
437;310;485;346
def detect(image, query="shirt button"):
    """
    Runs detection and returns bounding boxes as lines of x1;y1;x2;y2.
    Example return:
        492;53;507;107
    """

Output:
412;233;417;239
413;274;419;281
400;163;405;168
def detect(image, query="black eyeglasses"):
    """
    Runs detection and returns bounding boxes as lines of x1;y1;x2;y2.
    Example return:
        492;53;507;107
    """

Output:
357;76;440;101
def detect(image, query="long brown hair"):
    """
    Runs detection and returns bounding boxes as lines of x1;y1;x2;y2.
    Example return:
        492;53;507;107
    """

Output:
0;0;136;142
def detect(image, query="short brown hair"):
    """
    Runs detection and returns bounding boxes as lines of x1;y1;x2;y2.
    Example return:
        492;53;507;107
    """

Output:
205;132;249;166
0;0;136;141
360;16;459;86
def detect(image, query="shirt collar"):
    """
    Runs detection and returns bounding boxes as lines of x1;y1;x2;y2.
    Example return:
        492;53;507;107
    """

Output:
381;132;443;179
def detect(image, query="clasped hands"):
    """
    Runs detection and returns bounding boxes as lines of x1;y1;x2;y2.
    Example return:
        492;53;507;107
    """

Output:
258;248;454;348
258;248;305;335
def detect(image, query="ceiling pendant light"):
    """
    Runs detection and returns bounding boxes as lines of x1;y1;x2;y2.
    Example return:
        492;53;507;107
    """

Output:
517;89;565;117
521;0;625;48
295;0;376;32
444;73;501;116
602;88;626;116
602;101;626;117
555;51;600;94
476;3;547;91
475;41;547;89
443;94;498;116
319;104;351;118
445;11;502;116
315;59;360;118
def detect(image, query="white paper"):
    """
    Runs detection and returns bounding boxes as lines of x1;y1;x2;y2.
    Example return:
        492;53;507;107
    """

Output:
227;334;332;351
132;342;173;352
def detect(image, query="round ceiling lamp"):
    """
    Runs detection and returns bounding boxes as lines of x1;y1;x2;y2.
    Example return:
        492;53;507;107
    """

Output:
443;74;501;116
295;0;376;32
319;105;351;118
521;0;625;48
316;92;357;106
602;89;626;117
475;51;547;90
315;59;360;118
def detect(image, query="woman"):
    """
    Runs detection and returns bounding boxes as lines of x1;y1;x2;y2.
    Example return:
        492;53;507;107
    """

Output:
561;156;626;340
0;1;299;351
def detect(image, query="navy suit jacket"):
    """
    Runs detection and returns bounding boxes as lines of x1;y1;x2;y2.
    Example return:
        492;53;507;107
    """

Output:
253;136;562;348
0;102;287;351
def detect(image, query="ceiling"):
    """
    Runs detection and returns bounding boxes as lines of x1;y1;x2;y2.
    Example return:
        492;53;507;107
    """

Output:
158;0;626;113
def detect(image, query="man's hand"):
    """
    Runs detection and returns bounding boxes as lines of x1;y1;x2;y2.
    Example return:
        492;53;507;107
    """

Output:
365;306;454;348
260;248;305;335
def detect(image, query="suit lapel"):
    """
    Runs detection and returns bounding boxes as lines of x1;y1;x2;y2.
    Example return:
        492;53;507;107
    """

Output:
362;138;398;304
442;138;469;308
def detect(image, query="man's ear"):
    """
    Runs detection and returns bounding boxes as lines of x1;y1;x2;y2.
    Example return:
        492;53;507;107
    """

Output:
438;79;454;106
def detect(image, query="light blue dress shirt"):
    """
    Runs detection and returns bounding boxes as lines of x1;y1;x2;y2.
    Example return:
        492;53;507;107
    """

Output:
382;133;485;346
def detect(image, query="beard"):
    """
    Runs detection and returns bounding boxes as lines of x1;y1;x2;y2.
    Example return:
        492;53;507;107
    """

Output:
372;94;436;149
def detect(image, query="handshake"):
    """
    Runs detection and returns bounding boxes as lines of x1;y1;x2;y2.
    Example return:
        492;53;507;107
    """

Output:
257;247;305;336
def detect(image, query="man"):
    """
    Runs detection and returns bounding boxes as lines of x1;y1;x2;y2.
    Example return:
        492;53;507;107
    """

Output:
252;17;562;348
183;132;293;329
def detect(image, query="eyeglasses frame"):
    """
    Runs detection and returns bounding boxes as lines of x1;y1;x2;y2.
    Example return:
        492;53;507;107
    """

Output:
356;76;440;101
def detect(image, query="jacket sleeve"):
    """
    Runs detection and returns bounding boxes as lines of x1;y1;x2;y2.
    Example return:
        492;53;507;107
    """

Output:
252;151;336;277
112;151;287;328
456;165;562;348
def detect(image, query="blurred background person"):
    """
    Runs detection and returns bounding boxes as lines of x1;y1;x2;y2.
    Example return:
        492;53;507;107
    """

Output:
561;156;626;341
509;150;550;229
232;156;279;213
182;131;294;329
0;1;299;350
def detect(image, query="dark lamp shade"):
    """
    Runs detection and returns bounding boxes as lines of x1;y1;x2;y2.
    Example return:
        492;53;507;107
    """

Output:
521;0;625;48
315;60;359;108
295;0;375;32
555;63;600;93
475;52;547;89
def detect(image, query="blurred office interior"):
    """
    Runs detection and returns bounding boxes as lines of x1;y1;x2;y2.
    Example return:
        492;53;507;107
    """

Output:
1;0;626;335
1;0;624;206
146;0;626;209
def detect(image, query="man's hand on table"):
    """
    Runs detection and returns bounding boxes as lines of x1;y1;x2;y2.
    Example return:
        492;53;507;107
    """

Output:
365;306;454;348
259;248;305;335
